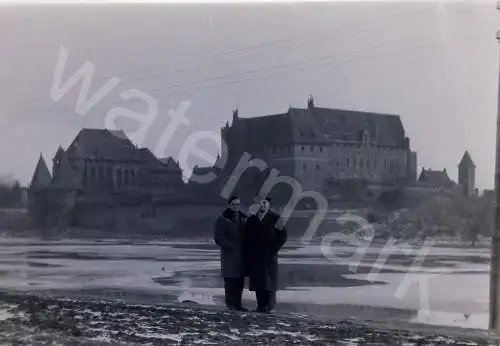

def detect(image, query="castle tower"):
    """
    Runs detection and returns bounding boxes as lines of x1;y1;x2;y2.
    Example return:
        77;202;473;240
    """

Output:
232;107;239;125
28;154;52;228
53;146;65;176
29;154;52;192
307;94;314;109
46;149;84;229
458;150;476;197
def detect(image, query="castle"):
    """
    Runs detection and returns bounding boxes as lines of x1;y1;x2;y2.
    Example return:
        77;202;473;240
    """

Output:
27;96;478;231
416;151;476;196
194;96;418;205
28;128;185;230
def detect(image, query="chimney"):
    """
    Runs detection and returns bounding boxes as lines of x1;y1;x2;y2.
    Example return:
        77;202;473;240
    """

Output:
307;95;314;109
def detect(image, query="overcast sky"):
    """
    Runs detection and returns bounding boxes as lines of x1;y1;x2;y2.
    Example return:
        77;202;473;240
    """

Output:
0;1;497;189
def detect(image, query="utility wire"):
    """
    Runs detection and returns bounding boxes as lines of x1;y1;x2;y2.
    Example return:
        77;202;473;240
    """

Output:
5;29;483;134
2;5;431;114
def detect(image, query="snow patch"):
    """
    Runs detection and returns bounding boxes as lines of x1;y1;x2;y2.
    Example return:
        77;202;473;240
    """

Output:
177;291;216;305
135;332;183;342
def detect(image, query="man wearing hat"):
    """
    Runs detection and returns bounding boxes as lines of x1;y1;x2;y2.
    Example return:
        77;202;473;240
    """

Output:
243;196;287;313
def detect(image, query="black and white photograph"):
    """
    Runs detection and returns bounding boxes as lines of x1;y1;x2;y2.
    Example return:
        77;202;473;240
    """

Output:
0;0;499;344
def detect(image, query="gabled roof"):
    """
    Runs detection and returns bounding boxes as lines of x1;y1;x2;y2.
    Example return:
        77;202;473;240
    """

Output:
29;154;52;191
65;128;139;160
232;104;407;148
418;168;454;188
159;157;182;171
49;150;83;190
459;150;475;168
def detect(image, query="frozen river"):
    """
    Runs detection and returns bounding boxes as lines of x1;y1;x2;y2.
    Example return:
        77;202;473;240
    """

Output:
0;237;490;330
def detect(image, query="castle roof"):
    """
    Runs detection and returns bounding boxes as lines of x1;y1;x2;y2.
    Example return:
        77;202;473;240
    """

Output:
54;146;65;161
417;168;455;188
232;104;407;148
29;154;52;191
66;128;139;161
49;149;83;190
459;150;475;168
159;157;182;171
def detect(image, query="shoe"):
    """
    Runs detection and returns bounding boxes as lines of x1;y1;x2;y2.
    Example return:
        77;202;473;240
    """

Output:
235;306;248;312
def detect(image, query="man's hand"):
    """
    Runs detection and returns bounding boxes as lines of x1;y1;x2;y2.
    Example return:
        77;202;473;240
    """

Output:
275;218;285;230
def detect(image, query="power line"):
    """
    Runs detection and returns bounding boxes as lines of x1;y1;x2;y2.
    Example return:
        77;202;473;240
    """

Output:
145;32;485;98
4;29;483;133
100;6;432;86
92;5;431;84
2;5;431;114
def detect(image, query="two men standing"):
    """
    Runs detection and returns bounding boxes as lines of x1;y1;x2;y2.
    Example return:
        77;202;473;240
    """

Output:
214;195;287;313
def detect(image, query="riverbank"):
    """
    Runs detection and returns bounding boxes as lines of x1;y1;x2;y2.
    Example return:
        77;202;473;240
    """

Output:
0;293;498;345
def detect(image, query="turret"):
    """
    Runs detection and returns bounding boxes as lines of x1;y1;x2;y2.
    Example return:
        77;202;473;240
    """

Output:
53;146;65;177
232;107;239;124
458;150;476;197
29;154;52;192
307;94;314;109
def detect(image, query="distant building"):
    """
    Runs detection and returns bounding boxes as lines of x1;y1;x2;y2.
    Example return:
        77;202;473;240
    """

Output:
28;128;185;228
458;150;476;197
417;167;456;193
215;96;417;203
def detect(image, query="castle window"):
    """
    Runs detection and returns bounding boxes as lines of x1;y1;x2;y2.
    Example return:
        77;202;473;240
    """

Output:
360;160;363;169
91;167;96;182
303;162;307;170
316;164;320;170
106;167;112;186
98;167;104;185
310;146;314;153
124;170;129;185
117;169;122;186
320;146;323;153
302;146;305;152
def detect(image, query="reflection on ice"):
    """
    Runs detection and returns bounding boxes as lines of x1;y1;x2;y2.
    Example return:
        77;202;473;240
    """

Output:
0;237;491;330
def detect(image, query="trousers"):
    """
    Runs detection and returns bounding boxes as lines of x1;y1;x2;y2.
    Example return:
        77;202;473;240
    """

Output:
256;290;276;311
224;277;244;308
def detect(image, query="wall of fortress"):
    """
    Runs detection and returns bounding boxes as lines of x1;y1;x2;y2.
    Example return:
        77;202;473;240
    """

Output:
263;142;413;191
71;202;335;239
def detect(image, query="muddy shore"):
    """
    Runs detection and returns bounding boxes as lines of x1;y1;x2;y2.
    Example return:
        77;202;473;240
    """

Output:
0;293;498;345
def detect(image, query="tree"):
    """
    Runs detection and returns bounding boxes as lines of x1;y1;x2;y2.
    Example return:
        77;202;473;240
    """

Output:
389;192;494;246
450;194;493;246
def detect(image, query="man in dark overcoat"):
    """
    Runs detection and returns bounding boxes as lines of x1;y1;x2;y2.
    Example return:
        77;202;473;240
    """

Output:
243;197;287;313
214;196;248;311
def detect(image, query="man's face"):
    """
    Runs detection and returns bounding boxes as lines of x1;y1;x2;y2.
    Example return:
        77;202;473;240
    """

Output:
229;198;240;212
258;199;270;214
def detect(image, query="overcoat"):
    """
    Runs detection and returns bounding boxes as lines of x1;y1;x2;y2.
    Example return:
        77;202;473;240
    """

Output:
214;210;246;278
243;211;287;291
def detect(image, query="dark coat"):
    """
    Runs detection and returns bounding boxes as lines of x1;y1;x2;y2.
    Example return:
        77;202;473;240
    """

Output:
214;209;246;278
243;211;287;292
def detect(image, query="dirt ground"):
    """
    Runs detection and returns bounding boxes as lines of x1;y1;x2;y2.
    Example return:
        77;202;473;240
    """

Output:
0;293;498;345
